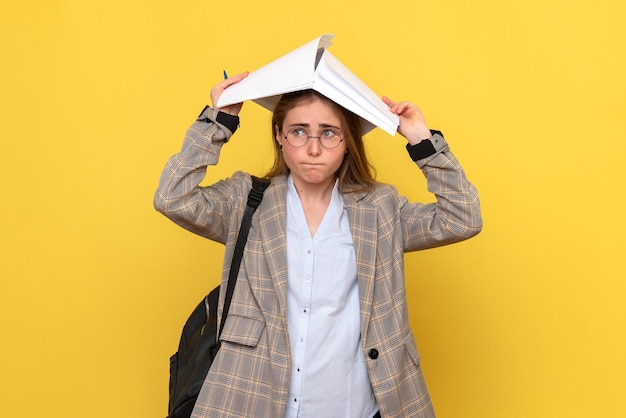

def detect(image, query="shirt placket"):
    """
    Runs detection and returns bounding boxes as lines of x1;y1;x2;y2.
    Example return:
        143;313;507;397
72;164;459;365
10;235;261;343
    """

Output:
290;235;314;408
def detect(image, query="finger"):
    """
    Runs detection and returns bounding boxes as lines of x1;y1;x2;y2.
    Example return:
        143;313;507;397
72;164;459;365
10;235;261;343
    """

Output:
220;71;249;89
387;101;409;115
211;72;249;107
395;102;408;114
382;95;395;107
383;97;404;115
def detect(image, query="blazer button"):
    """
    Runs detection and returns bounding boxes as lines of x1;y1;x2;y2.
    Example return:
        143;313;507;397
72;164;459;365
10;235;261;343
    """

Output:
368;348;379;359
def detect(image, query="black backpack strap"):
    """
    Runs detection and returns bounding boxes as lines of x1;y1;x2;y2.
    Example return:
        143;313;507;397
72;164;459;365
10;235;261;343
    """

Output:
218;175;270;339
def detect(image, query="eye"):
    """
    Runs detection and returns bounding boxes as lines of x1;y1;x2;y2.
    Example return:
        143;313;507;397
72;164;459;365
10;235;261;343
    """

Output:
321;128;339;138
291;127;307;137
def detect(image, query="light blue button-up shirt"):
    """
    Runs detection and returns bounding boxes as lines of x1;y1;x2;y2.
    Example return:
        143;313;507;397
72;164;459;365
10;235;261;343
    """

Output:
284;175;378;418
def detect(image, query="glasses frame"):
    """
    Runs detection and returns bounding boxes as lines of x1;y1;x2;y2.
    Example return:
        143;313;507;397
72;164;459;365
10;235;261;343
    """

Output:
282;127;344;149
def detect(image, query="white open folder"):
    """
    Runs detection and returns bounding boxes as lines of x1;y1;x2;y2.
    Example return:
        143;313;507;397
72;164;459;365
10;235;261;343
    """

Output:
216;34;400;136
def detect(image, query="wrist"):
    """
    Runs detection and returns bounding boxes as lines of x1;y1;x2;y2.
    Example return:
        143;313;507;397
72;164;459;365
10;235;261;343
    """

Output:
406;128;433;146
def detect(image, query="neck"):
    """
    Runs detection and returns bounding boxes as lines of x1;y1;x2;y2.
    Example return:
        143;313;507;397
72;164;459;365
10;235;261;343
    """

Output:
292;177;336;206
291;176;336;237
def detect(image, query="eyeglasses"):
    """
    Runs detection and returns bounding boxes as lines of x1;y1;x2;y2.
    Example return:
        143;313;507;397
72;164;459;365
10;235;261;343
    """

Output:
282;127;344;149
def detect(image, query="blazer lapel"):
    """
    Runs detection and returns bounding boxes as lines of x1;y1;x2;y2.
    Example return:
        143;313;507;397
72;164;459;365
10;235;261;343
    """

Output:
255;180;379;338
257;176;290;325
344;192;378;339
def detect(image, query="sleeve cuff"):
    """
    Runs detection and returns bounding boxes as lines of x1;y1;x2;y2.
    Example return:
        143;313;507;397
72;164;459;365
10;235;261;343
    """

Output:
216;111;240;134
406;130;446;161
197;105;240;134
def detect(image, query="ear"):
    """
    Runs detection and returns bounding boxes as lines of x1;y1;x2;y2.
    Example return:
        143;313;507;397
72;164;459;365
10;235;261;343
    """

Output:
274;125;283;146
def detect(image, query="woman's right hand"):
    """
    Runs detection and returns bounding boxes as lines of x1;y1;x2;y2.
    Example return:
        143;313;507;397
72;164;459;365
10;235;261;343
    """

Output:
210;71;249;116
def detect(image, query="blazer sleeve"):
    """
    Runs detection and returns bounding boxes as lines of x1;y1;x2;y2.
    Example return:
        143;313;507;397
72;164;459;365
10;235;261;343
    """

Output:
153;106;246;243
401;133;482;251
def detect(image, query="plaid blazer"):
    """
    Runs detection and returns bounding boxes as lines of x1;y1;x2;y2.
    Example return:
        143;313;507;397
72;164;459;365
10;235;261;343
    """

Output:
155;107;482;418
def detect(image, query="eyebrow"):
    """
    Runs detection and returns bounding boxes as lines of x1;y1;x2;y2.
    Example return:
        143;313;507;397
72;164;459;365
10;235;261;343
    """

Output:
286;122;341;130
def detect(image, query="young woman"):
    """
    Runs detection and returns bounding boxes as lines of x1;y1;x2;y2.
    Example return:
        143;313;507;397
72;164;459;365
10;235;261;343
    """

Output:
155;72;482;418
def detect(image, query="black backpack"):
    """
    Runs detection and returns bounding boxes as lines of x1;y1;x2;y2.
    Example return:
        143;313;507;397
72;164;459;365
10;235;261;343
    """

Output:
167;176;270;418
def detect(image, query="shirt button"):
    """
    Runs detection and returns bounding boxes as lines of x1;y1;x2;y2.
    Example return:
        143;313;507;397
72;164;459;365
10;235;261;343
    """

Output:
368;348;379;359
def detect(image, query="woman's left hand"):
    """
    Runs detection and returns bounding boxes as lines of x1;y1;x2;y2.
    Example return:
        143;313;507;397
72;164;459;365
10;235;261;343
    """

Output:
382;96;432;145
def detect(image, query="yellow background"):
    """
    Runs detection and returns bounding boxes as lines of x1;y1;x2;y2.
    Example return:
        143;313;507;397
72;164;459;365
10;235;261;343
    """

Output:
1;0;625;417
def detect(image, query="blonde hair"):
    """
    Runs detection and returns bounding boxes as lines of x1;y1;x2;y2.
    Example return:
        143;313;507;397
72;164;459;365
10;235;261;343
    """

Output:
264;90;378;193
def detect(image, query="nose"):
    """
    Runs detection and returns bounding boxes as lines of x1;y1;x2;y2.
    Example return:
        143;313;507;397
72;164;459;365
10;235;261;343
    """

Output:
306;136;322;156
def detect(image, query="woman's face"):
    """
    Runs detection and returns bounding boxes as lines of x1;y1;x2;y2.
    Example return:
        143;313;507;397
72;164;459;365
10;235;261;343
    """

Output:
275;96;347;189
